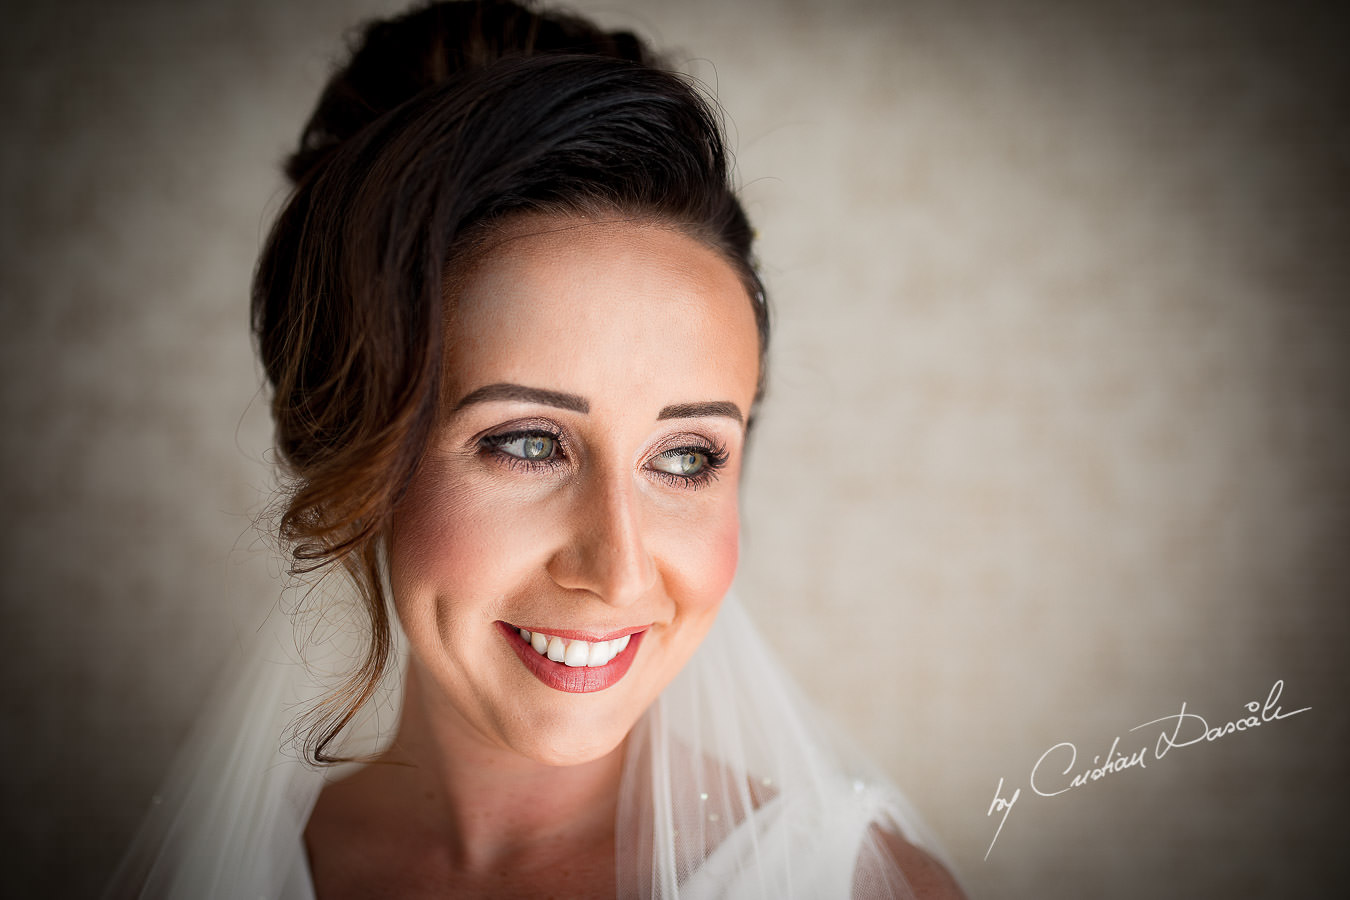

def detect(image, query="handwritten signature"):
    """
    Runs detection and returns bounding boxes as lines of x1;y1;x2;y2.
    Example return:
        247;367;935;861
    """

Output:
984;678;1310;860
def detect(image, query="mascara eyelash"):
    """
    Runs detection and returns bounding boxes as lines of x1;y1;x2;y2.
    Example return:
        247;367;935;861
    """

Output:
649;440;729;490
478;427;567;472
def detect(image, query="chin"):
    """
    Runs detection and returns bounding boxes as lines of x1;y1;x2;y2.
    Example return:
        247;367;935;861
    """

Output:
492;697;641;767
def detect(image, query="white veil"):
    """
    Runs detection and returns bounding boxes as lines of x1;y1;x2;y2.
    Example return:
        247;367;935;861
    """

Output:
105;590;953;899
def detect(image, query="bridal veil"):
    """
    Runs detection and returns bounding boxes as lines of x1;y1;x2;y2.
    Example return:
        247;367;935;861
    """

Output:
105;589;951;898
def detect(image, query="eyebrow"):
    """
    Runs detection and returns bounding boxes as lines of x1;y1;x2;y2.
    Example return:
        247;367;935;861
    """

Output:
657;401;744;424
453;383;589;414
452;382;743;425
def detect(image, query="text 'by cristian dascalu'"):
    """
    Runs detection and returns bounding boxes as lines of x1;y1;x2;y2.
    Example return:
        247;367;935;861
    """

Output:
982;679;1310;860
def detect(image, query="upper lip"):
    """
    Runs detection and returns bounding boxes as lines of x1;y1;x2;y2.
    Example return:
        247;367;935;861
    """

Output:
502;621;649;642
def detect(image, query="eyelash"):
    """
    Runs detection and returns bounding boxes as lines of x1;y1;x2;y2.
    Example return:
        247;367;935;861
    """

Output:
476;429;730;489
649;442;729;490
478;427;569;474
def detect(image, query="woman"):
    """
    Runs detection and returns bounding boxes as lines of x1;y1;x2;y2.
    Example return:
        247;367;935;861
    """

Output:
109;1;963;897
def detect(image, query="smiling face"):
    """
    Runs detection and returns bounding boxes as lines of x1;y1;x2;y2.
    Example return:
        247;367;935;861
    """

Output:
388;216;761;766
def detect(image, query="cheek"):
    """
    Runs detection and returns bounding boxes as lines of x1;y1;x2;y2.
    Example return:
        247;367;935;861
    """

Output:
706;513;741;596
390;458;744;624
661;500;741;612
387;468;542;622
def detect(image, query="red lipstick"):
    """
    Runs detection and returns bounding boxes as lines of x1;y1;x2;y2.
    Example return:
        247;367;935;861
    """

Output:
497;621;644;693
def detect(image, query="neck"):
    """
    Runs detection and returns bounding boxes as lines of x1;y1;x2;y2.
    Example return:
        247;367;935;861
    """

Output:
378;659;626;873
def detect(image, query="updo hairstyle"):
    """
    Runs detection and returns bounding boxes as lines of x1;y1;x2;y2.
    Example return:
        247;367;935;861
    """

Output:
251;0;769;762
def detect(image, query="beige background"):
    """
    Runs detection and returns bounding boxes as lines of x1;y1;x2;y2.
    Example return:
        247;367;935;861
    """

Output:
2;0;1347;896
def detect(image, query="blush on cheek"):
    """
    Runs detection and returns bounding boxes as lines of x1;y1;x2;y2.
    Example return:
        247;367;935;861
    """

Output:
387;479;489;622
693;511;741;608
388;464;467;567
394;500;504;591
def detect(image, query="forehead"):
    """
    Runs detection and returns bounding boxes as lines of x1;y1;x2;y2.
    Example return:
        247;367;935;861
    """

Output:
443;217;760;412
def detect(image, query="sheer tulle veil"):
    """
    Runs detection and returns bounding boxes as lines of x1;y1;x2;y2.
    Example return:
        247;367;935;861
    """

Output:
105;573;953;898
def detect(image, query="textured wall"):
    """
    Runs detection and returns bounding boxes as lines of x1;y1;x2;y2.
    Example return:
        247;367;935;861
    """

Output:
1;0;1346;896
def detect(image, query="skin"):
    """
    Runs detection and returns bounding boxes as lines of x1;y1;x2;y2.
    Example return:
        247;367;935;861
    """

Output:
304;215;967;898
306;217;761;899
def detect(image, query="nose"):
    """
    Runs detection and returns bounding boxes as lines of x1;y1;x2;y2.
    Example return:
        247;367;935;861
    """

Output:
547;469;657;607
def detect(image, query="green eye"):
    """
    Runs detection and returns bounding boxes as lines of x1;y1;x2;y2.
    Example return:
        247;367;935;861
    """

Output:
652;449;706;476
499;434;557;460
521;435;554;459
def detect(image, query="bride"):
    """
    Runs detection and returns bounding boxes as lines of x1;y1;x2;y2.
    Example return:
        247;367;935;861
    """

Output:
108;2;964;897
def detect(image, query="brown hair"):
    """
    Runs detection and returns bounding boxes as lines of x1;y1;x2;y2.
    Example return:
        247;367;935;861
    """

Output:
252;0;769;762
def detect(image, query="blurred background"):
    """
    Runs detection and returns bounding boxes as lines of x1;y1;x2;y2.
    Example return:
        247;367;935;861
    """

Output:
1;0;1346;896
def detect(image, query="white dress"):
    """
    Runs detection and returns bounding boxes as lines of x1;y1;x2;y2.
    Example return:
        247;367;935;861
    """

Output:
105;593;949;899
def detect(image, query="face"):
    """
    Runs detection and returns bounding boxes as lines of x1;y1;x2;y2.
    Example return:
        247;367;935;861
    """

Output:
388;216;761;766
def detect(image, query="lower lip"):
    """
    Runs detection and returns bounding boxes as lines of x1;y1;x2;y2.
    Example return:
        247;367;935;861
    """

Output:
497;622;645;693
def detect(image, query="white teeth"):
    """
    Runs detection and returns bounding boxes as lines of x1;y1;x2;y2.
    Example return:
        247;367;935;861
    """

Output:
586;640;612;667
517;628;633;668
546;636;566;663
563;641;589;667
